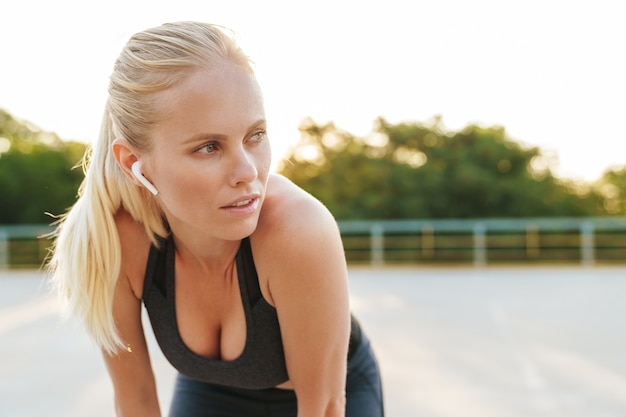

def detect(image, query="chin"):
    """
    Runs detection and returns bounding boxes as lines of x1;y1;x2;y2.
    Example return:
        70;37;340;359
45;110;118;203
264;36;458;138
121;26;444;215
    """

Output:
221;219;260;241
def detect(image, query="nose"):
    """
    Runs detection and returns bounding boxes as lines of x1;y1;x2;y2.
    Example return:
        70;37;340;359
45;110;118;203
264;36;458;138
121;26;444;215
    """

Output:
229;146;258;187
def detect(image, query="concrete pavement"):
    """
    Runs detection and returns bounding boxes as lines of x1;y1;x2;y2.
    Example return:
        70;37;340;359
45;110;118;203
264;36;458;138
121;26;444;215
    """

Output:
2;266;626;416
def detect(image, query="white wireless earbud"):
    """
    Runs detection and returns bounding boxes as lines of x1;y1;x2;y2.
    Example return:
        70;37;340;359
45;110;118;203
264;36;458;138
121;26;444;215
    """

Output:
131;161;159;196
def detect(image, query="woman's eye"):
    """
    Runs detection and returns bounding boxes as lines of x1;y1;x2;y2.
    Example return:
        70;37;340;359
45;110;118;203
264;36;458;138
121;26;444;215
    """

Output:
197;142;218;154
251;130;267;141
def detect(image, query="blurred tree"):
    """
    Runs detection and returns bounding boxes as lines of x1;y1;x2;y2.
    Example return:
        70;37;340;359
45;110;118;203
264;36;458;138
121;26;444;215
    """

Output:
0;108;86;224
594;166;626;215
277;117;606;219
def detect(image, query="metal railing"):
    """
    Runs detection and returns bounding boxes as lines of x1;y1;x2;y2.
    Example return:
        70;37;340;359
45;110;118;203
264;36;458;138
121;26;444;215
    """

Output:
0;225;54;269
2;217;626;268
338;217;626;266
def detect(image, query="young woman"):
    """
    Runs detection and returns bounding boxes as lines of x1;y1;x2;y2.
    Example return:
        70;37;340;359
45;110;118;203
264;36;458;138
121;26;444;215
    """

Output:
47;21;383;417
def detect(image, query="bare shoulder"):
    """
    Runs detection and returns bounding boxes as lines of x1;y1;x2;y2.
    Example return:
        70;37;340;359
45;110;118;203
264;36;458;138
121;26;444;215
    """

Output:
252;174;345;283
114;209;152;300
255;174;339;242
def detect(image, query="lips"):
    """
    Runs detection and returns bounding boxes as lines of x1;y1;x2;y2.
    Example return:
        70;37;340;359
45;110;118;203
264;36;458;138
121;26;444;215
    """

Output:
218;196;260;217
221;194;260;209
230;199;253;207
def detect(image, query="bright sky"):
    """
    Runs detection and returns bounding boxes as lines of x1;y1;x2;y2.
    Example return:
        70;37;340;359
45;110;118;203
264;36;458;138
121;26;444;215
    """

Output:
2;0;624;182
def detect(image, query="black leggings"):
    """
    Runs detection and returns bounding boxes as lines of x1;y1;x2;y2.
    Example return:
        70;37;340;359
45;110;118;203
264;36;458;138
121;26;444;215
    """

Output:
168;333;384;417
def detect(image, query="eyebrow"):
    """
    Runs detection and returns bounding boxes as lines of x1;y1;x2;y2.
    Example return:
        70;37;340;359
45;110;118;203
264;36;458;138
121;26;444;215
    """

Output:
182;132;227;146
181;119;267;145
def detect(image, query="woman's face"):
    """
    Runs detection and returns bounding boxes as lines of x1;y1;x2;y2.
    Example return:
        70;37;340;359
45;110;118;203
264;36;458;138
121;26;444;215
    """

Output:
144;61;272;242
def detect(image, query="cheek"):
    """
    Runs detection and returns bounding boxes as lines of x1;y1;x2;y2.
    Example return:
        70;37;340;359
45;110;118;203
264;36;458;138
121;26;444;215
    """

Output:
256;141;272;178
158;169;214;208
161;169;196;193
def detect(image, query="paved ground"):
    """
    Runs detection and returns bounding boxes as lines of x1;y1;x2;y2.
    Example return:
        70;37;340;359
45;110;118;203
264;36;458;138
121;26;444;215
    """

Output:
2;266;626;417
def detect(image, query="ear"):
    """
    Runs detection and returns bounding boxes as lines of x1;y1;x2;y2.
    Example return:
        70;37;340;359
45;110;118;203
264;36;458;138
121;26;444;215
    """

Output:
112;138;139;184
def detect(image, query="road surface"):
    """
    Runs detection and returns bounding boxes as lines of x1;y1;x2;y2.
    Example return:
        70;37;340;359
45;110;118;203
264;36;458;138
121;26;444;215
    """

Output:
2;266;626;417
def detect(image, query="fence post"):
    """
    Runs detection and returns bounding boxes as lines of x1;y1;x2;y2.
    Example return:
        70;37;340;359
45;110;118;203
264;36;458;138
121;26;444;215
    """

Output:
473;222;487;267
421;223;435;259
526;223;540;259
580;221;595;266
370;223;384;267
0;229;8;269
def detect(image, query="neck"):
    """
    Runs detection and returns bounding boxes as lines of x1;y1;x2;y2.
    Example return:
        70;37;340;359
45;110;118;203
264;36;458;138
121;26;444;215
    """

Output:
170;232;241;278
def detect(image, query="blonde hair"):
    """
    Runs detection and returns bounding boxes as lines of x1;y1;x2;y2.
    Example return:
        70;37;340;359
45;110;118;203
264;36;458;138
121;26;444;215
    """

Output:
47;22;253;354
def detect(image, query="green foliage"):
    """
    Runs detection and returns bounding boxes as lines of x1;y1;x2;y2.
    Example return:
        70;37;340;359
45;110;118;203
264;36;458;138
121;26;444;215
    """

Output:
595;166;626;215
0;109;86;224
278;117;608;220
1;107;620;224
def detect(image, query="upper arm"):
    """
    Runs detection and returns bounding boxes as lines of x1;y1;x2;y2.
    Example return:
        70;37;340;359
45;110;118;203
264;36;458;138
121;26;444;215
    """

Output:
103;271;159;413
253;175;350;415
103;212;160;416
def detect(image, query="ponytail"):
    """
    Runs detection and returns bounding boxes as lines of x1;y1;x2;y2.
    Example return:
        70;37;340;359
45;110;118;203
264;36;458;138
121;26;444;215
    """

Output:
47;108;167;354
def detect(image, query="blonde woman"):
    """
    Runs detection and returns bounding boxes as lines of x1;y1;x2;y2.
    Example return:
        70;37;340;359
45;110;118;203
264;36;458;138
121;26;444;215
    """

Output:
47;21;383;417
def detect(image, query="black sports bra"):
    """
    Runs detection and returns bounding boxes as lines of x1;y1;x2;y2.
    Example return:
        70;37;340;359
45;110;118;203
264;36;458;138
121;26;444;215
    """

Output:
142;237;289;389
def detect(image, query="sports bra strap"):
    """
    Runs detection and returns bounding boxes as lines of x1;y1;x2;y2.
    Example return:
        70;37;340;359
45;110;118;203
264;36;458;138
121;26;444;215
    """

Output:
237;237;262;307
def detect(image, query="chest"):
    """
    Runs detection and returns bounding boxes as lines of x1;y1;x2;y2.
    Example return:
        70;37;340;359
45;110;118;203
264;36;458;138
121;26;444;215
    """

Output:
174;264;246;361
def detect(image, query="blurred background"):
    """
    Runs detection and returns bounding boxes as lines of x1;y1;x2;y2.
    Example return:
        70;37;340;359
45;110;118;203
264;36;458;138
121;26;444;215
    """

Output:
1;0;626;416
